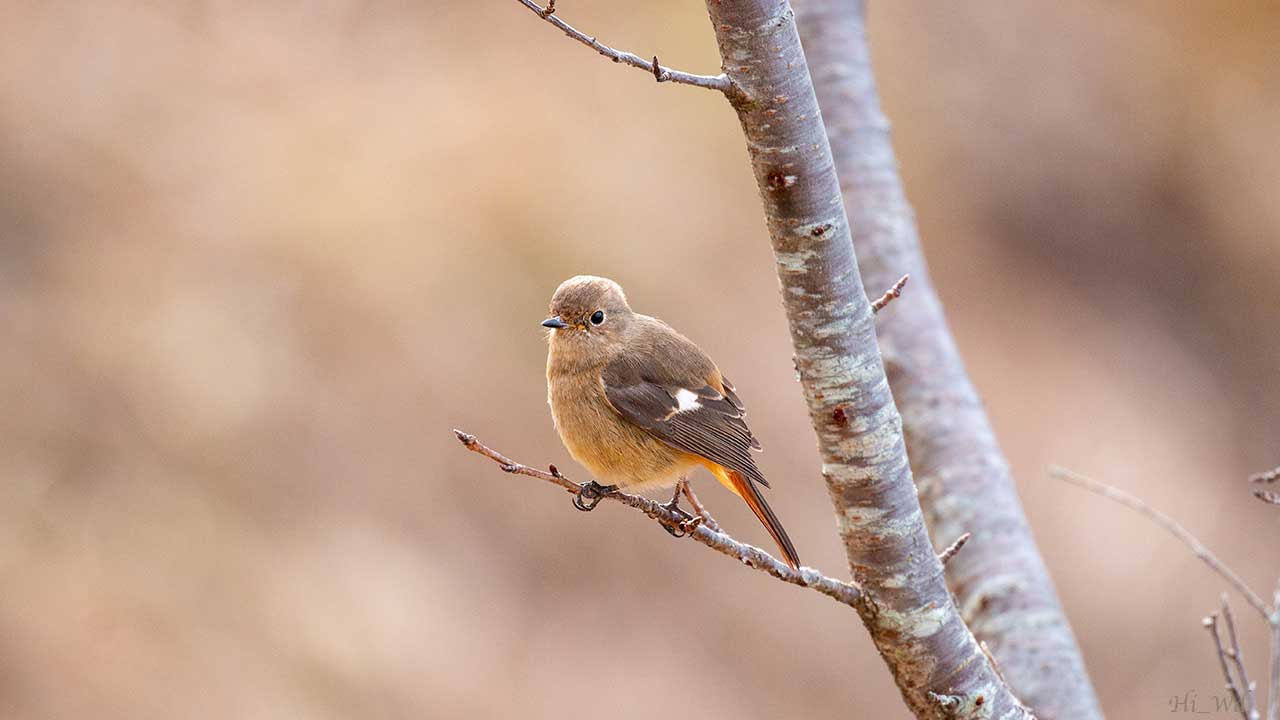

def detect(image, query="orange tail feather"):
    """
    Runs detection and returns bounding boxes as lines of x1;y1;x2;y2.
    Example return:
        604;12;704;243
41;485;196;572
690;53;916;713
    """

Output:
704;462;801;570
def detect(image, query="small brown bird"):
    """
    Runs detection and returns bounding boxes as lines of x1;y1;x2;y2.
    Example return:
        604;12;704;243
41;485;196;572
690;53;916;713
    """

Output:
543;275;800;569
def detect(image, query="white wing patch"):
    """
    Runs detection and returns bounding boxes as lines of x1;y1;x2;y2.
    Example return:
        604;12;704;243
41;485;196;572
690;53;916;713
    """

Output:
674;388;702;412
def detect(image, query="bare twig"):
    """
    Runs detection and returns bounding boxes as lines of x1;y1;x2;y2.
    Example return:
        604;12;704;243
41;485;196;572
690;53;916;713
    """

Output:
870;273;909;314
1269;582;1280;720
938;532;971;566
1250;467;1280;484
512;1;732;94
1206;610;1255;720
1224;594;1262;719
1051;466;1270;619
454;429;862;607
980;640;1008;684
1251;467;1280;506
1056;467;1278;718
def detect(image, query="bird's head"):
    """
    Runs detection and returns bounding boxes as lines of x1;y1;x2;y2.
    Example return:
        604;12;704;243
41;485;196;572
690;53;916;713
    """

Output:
543;275;634;357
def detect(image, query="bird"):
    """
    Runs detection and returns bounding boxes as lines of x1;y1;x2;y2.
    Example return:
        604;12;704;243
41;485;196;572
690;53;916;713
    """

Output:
542;275;800;569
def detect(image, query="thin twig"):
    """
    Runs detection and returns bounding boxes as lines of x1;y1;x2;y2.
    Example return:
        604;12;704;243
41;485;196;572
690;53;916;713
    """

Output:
1250;467;1279;484
512;0;732;94
1252;467;1279;507
938;531;971;566
1223;594;1262;719
682;482;722;533
1050;466;1271;619
1207;611;1255;720
870;273;909;314
980;640;1008;684
454;429;862;607
1269;582;1280;720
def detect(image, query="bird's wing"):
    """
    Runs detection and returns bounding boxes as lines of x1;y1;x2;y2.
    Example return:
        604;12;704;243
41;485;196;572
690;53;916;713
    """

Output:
601;341;801;568
601;353;767;488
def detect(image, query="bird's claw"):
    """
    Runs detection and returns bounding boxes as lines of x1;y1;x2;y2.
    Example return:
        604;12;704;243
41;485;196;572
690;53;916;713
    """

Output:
660;514;703;538
573;481;616;512
659;494;698;537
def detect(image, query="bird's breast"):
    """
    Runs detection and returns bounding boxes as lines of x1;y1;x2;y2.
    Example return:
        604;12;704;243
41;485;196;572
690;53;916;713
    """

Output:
546;366;691;488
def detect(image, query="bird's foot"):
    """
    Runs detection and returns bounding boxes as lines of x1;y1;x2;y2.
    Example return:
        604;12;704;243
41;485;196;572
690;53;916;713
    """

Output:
660;513;703;538
573;481;617;512
659;483;699;537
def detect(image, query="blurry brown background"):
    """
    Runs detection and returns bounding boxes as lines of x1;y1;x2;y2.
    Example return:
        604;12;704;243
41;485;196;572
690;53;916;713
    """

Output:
2;2;1277;718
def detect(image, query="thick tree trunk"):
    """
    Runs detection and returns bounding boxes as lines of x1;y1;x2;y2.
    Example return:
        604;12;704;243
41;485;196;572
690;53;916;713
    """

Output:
702;1;1031;716
791;2;1103;717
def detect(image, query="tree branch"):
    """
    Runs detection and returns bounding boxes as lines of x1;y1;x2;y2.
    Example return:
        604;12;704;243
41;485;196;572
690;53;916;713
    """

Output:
1051;466;1270;620
702;2;1030;716
937;532;971;567
1252;466;1280;506
511;0;732;94
1249;466;1280;504
870;273;909;314
1206;611;1254;720
1269;581;1280;720
453;430;862;608
1250;466;1280;484
1055;467;1280;720
1210;594;1261;720
789;2;1101;716
500;1;1032;715
1224;595;1262;720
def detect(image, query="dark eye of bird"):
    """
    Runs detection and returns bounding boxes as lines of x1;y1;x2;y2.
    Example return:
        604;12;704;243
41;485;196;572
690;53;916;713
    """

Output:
590;310;605;325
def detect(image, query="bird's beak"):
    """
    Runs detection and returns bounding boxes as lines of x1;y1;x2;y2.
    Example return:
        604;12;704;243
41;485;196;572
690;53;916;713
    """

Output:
541;316;569;329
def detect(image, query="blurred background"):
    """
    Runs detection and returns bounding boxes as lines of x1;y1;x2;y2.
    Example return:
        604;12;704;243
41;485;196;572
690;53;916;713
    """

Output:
1;1;1277;718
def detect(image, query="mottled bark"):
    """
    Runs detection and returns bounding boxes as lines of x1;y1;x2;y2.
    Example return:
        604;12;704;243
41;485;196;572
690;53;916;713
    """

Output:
702;2;1030;717
791;3;1102;717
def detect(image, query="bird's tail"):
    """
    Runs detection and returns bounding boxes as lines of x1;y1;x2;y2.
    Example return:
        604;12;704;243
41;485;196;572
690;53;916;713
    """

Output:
705;462;801;570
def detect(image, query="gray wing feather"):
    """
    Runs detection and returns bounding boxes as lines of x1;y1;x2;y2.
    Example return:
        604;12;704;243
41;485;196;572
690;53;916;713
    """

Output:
601;359;769;488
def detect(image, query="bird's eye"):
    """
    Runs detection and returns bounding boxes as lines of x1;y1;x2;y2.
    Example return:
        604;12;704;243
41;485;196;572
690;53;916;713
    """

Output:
590;310;605;325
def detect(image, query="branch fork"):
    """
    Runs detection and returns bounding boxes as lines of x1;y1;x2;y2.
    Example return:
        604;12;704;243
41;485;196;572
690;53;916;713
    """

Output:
1206;595;1261;720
